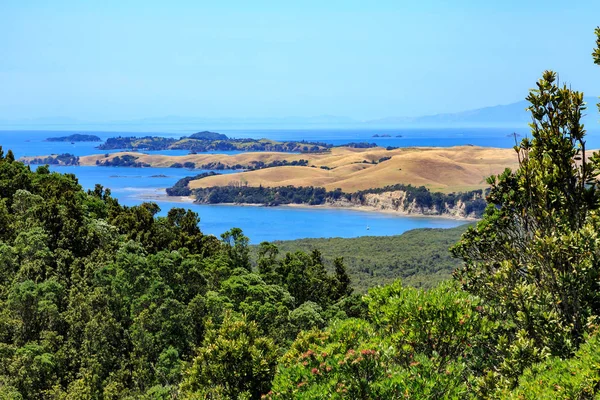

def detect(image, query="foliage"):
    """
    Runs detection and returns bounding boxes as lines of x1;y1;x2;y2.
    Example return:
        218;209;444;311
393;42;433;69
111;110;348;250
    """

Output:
95;154;151;167
45;134;101;142
267;282;492;399
193;185;333;206
180;312;278;400
596;27;600;114
594;27;600;67
340;142;378;148
452;69;600;392
25;153;79;166
188;131;228;140
365;280;494;372
98;135;332;153
166;172;220;196
0;151;355;398
252;225;469;292
500;333;600;399
246;159;309;171
454;71;600;353
192;183;488;217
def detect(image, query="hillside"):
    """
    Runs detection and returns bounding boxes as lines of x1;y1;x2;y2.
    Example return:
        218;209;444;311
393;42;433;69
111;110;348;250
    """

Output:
188;146;519;193
252;225;470;292
97;135;332;153
58;145;518;193
20;145;519;194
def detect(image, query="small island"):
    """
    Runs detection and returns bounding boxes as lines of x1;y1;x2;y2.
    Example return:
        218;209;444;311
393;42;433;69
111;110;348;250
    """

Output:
188;131;228;140
372;134;392;138
97;131;332;153
46;134;102;142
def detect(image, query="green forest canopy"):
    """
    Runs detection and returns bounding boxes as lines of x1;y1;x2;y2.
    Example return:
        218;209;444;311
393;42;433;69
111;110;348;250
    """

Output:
253;225;469;293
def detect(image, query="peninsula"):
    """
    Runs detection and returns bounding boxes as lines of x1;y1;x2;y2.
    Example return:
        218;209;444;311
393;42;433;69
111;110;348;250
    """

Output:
19;145;520;218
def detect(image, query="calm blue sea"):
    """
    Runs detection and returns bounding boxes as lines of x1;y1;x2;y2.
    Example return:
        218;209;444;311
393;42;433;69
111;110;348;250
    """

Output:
5;127;600;160
2;127;553;242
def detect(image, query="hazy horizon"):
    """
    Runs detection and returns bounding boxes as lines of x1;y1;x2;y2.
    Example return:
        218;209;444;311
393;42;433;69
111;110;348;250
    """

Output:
2;1;600;122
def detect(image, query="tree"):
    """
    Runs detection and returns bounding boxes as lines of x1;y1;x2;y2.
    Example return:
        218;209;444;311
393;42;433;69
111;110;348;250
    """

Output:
221;228;251;271
332;257;352;299
268;292;478;400
595;27;600;114
594;27;600;68
499;333;600;399
256;242;279;284
180;312;278;399
452;69;600;377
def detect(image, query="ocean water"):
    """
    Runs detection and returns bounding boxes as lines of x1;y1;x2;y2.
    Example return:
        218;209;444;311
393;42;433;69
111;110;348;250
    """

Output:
221;127;528;148
43;164;464;243
1;128;538;242
118;201;465;243
6;128;600;159
0;131;248;158
46;165;238;198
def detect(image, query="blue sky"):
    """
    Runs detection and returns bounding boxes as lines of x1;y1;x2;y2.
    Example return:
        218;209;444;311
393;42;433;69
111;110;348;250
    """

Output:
1;0;599;121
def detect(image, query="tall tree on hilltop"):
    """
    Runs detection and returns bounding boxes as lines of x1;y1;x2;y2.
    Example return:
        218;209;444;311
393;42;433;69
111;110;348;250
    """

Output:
452;68;600;361
595;27;600;114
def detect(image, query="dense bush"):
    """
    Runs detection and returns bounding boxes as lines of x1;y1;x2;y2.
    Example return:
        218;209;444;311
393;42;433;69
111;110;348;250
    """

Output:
190;183;488;217
341;142;378;148
96;154;150;167
247;159;309;170
98;135;332;153
258;225;469;292
46;134;101;142
0;149;353;398
166;172;220;196
267;281;492;399
193;185;333;206
26;153;80;166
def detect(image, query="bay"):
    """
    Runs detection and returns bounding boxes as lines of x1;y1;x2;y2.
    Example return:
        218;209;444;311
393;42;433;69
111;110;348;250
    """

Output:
0;128;522;242
45;165;464;243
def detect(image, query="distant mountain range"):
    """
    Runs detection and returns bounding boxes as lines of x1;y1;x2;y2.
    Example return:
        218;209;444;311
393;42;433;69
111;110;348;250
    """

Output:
1;98;598;130
368;97;599;128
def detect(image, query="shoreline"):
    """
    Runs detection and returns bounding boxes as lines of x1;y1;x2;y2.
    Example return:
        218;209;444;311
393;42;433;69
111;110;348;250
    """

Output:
136;191;476;221
133;191;196;204
275;202;478;221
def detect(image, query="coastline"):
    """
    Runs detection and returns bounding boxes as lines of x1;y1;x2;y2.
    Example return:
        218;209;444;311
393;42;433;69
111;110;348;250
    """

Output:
134;190;196;204
136;191;477;221
275;202;478;221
